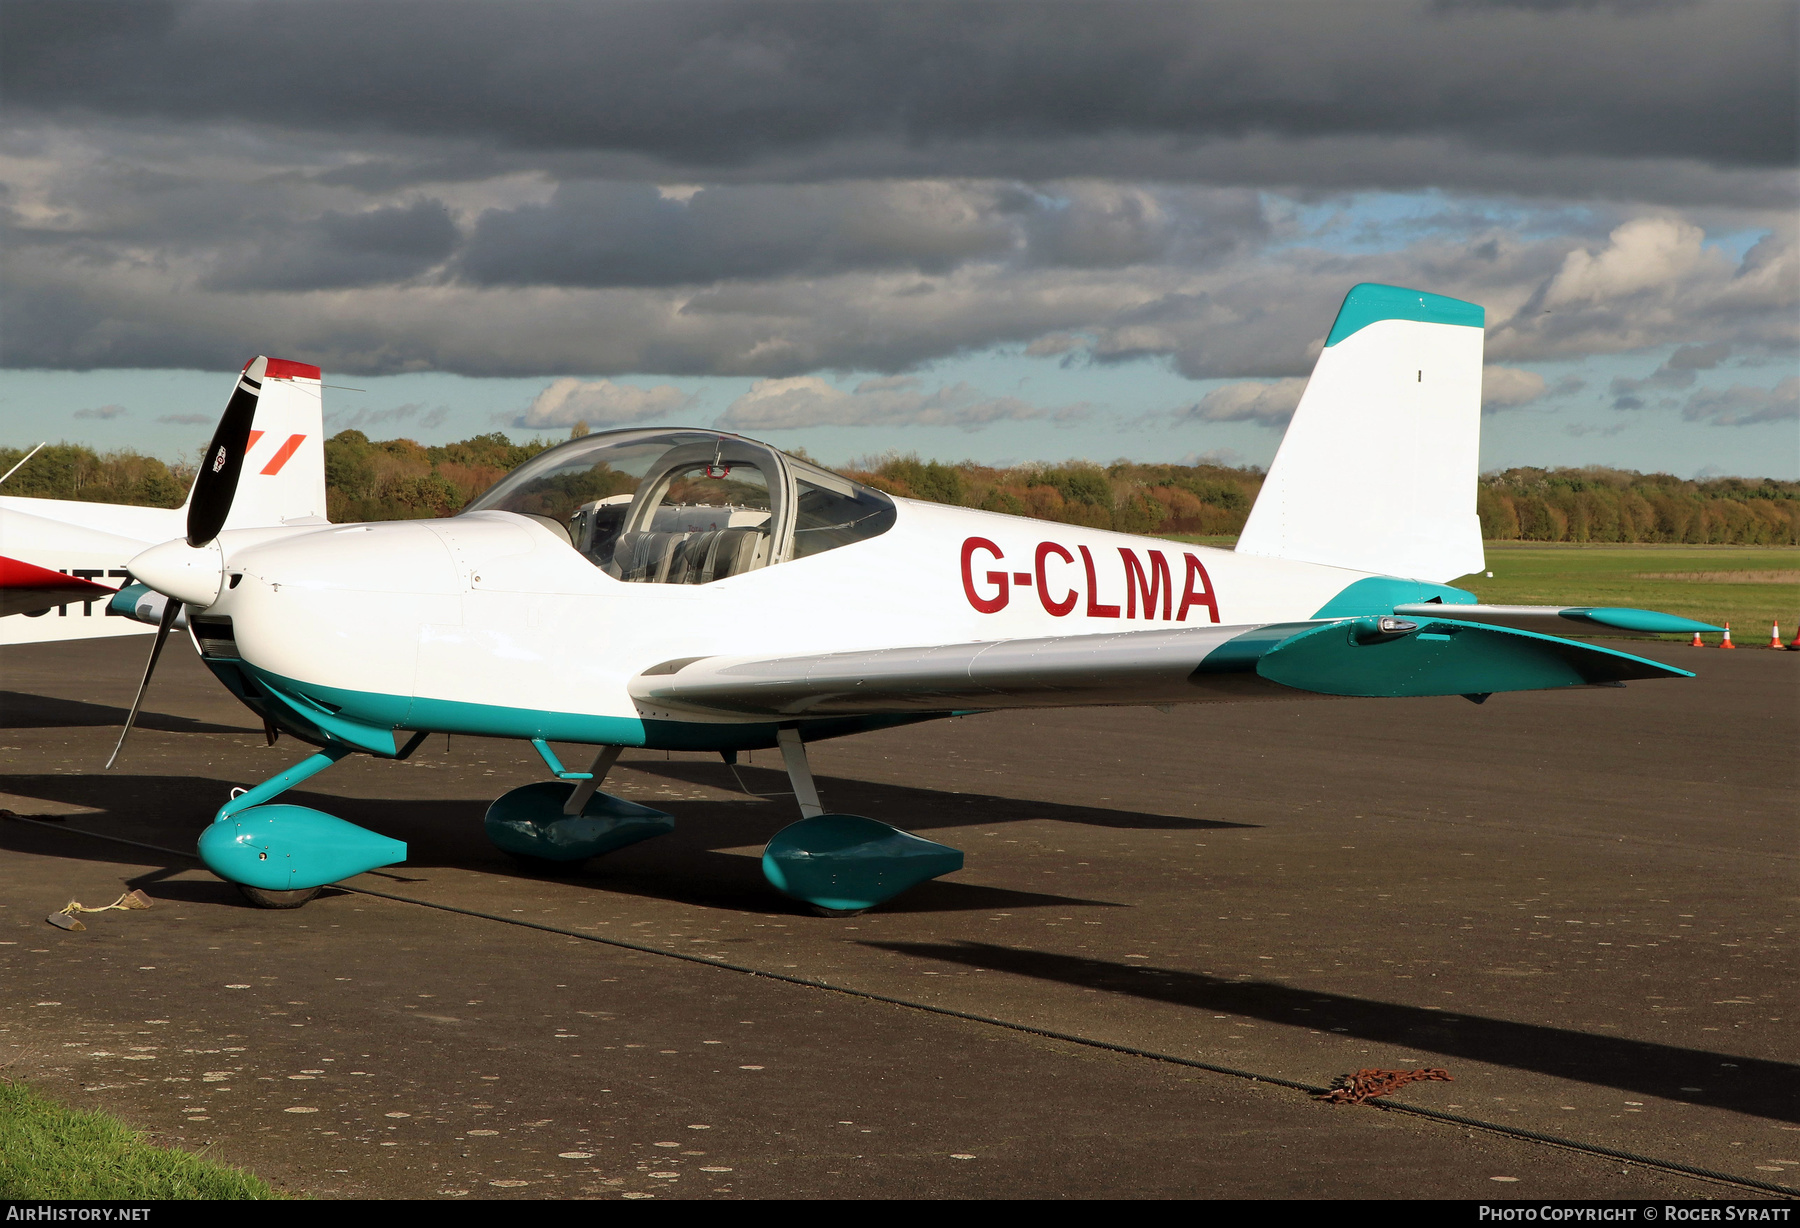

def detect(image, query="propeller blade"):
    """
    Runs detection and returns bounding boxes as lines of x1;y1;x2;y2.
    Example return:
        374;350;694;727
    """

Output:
105;598;184;770
186;357;266;547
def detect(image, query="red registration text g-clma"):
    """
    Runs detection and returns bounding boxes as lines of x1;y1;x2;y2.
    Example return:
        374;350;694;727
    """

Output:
960;536;1219;623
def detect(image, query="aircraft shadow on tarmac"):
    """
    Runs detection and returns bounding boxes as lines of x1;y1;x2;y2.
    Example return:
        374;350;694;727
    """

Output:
623;758;1256;834
0;691;255;735
866;940;1800;1124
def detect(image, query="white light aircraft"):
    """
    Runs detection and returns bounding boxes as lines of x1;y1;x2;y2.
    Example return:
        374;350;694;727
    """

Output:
0;359;328;643
114;286;1718;914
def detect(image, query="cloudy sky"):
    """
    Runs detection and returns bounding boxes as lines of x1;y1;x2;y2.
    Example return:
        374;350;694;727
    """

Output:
2;0;1795;476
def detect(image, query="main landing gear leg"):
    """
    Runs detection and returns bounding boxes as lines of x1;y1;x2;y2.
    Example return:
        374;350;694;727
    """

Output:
760;727;963;916
197;746;409;909
485;744;673;868
776;727;824;818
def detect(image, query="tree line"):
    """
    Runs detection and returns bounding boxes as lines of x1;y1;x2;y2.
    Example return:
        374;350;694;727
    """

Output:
3;433;1795;545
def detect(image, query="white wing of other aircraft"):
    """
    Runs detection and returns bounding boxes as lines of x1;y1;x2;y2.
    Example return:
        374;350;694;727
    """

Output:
0;359;328;644
109;285;1724;916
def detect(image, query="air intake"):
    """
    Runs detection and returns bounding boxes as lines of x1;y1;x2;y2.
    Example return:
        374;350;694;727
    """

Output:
190;615;238;659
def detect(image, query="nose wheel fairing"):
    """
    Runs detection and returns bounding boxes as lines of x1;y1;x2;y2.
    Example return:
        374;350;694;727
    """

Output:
199;803;407;891
196;748;408;901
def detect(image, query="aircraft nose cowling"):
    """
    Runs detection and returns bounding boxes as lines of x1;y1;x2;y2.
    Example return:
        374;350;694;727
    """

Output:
229;521;464;595
129;538;225;607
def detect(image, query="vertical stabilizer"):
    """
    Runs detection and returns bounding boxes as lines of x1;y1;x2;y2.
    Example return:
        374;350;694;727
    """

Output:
1236;284;1485;584
204;358;330;529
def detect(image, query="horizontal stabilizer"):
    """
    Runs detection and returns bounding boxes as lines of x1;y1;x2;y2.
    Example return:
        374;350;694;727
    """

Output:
1391;603;1722;637
1256;616;1690;698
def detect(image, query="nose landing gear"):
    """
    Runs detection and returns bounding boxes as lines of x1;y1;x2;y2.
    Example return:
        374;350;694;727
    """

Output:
197;749;408;909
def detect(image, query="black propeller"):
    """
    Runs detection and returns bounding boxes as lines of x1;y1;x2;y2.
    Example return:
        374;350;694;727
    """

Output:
107;357;263;768
105;595;184;770
186;359;263;547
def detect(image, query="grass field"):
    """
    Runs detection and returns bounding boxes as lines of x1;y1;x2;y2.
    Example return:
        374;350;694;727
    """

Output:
1164;537;1800;640
1455;544;1800;641
0;1079;282;1199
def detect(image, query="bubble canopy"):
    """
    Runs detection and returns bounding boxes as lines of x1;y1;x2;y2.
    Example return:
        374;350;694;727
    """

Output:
462;428;896;584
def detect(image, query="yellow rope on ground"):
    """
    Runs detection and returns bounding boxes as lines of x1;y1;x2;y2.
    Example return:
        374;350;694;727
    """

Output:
46;889;152;930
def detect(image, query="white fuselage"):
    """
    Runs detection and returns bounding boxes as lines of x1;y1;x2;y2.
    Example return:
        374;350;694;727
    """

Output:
198;499;1385;740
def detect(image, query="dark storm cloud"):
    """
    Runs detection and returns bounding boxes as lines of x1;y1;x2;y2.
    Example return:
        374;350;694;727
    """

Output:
5;1;1792;181
460;181;1016;287
458;181;1263;288
206;200;458;291
2;1;1793;382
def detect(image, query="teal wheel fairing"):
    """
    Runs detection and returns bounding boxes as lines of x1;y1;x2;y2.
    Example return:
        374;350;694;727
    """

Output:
485;781;674;862
198;804;406;891
762;815;964;913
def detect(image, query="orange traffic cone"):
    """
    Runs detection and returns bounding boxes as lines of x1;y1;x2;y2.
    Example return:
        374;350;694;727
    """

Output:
1770;621;1785;650
1690;631;1705;647
1720;622;1736;649
1788;621;1800;651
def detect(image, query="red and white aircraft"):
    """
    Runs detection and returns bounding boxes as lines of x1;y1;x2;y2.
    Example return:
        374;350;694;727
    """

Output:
0;359;328;643
112;286;1719;914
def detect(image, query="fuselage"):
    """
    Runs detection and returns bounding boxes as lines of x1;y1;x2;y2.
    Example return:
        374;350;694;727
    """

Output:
178;498;1425;754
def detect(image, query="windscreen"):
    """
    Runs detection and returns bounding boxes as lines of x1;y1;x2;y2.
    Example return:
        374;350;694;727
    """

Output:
464;430;778;583
464;428;897;584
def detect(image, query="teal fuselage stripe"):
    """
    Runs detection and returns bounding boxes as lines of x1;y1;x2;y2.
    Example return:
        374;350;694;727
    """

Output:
202;656;942;754
1324;283;1484;347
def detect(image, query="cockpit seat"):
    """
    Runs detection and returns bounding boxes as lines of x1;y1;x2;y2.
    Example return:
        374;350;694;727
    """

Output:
704;528;767;581
614;526;768;585
616;530;680;583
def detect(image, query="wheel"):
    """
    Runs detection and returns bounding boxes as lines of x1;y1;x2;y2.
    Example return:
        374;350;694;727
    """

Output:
809;905;866;918
237;884;321;909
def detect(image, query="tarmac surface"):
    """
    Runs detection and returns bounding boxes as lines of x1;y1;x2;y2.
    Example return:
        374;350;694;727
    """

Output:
1;634;1794;1200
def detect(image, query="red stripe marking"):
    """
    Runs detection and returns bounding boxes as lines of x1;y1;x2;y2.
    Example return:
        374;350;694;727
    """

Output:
263;358;322;381
0;556;116;594
260;433;306;475
246;429;265;452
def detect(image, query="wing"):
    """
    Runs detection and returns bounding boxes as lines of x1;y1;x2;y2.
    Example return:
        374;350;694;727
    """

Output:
630;616;1692;720
1393;603;1721;636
